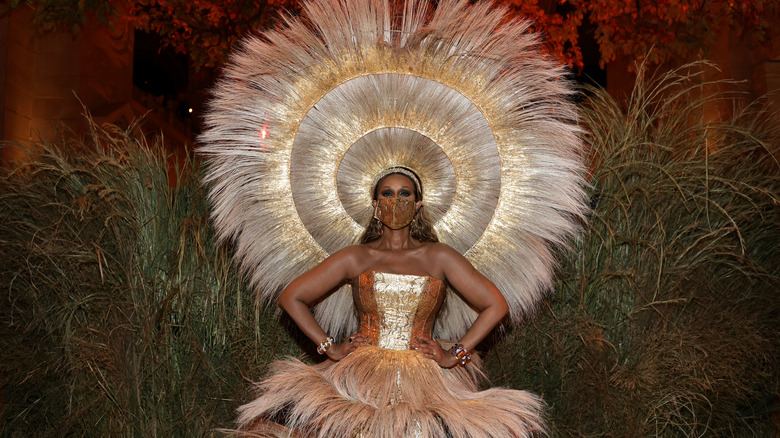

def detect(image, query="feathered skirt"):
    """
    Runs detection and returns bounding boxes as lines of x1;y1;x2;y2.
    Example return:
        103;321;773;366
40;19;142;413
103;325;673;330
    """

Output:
235;345;544;437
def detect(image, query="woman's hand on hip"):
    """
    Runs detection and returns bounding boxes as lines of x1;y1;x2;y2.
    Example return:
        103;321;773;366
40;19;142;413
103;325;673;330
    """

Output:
412;334;458;368
326;333;367;361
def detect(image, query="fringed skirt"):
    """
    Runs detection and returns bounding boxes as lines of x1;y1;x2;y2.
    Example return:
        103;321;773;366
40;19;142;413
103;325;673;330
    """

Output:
235;346;544;438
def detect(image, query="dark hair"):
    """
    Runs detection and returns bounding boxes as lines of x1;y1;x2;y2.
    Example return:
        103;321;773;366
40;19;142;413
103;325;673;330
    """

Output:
359;171;439;244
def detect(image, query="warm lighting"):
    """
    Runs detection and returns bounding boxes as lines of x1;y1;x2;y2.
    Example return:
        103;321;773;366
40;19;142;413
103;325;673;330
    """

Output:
188;107;193;113
257;123;270;149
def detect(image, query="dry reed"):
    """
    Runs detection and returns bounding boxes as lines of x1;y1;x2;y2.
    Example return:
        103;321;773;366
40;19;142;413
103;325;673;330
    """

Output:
484;63;780;436
1;63;778;436
0;120;303;436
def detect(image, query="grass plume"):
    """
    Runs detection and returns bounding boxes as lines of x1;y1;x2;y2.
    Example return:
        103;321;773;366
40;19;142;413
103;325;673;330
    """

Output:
1;63;779;436
484;63;780;436
0;120;302;436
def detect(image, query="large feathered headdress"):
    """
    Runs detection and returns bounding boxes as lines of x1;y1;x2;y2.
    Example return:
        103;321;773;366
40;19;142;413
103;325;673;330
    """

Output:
199;0;588;340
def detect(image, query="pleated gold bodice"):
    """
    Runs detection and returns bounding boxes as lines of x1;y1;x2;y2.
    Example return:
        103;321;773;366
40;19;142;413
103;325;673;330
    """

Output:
352;271;446;350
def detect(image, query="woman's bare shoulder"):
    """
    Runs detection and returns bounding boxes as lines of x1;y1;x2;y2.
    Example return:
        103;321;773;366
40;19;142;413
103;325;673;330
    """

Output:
327;244;377;277
413;242;460;269
419;241;459;257
330;244;373;261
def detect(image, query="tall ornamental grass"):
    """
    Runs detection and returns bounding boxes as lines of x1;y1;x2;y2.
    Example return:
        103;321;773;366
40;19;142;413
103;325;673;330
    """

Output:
484;64;780;436
1;63;779;436
0;121;302;436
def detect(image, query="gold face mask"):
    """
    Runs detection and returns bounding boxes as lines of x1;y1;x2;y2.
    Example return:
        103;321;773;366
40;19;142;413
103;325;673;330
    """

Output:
374;197;417;229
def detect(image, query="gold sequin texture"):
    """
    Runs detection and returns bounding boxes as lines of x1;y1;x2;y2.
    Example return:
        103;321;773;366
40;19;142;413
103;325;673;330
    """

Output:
353;271;445;351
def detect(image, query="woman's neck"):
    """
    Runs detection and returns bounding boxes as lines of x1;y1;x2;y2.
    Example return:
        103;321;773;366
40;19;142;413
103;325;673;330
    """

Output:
375;227;418;250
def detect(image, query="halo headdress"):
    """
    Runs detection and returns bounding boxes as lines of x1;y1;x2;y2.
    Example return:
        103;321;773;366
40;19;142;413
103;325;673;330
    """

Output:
200;0;588;340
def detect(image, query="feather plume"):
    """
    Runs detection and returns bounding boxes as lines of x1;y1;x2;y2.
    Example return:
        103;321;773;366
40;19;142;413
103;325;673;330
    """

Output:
235;347;544;437
199;0;588;340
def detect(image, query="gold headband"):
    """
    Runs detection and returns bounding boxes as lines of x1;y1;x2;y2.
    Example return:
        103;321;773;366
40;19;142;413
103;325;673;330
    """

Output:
370;167;423;198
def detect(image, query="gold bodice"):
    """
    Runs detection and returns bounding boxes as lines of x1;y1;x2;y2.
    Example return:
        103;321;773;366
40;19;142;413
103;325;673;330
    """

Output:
352;271;446;350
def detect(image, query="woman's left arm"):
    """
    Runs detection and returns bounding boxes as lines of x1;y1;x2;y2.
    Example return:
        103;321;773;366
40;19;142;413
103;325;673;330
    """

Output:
411;244;510;368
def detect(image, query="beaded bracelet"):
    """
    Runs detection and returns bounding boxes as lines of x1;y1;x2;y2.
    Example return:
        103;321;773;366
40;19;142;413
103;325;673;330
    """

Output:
450;343;471;365
317;336;335;355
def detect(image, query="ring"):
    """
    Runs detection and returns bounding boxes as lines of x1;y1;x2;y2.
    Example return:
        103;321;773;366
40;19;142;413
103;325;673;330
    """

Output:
348;337;354;343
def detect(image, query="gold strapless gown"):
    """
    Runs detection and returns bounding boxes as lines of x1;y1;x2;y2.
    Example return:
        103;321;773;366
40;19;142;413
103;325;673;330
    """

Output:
236;271;544;437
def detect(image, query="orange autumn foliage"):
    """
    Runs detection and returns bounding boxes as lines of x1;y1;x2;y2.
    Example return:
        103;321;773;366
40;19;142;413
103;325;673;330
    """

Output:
5;0;776;70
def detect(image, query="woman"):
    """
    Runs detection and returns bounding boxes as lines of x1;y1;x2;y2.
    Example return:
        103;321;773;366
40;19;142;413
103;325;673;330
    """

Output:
200;1;588;436
235;168;544;437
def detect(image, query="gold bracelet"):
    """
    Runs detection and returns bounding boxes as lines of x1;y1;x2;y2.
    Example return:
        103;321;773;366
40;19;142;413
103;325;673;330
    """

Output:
450;343;471;365
317;336;334;355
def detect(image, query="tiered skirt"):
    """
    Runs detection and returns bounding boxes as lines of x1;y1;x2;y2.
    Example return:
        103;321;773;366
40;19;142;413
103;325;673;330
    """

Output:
235;346;544;437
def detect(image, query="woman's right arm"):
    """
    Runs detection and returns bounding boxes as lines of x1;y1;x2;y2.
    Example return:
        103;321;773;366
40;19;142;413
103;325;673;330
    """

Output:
277;246;366;360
